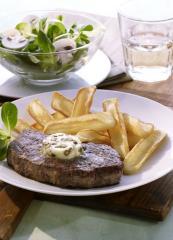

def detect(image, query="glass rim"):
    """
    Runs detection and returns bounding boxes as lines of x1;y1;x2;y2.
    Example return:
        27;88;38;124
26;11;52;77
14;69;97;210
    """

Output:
117;11;173;24
117;0;173;23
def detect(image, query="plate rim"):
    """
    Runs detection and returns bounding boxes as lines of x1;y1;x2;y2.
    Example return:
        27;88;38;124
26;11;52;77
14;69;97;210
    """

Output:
0;89;173;196
0;162;172;196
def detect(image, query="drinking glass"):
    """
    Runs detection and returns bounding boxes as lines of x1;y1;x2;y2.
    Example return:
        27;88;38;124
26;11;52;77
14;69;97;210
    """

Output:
118;0;173;82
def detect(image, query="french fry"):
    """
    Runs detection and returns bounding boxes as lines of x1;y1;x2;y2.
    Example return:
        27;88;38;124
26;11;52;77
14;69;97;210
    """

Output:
51;92;73;117
77;129;111;145
27;99;53;127
123;113;154;137
44;112;115;134
14;119;31;133
98;130;110;137
52;111;66;120
103;98;129;159
32;122;44;131
16;113;66;134
127;131;142;149
124;130;166;175
71;86;96;117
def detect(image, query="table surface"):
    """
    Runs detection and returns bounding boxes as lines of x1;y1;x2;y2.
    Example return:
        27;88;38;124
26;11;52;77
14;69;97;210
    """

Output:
10;200;173;240
1;0;173;239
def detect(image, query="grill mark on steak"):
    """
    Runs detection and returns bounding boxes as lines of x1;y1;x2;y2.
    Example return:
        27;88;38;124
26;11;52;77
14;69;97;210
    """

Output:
7;129;123;189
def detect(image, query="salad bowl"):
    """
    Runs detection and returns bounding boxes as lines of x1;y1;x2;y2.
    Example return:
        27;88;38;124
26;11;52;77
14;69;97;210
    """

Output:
0;10;104;86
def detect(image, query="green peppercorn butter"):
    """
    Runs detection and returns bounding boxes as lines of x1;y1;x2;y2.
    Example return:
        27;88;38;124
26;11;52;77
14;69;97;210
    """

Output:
42;133;83;160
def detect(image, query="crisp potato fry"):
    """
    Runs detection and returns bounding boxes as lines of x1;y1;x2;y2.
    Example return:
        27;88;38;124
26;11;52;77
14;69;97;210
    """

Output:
127;131;142;149
123;113;154;137
77;129;111;145
103;98;129;159
14;119;31;133
124;130;166;174
27;99;53;127
32;122;44;131
44;112;115;134
98;130;109;137
71;86;96;117
52;111;66;120
51;92;73;116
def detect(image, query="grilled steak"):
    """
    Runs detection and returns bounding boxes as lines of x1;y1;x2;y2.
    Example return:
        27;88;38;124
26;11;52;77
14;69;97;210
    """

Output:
7;129;123;188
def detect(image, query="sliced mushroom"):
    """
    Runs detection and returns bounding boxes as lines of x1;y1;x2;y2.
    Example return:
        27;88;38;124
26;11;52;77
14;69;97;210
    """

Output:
1;29;21;38
2;35;28;50
54;38;76;64
23;15;39;25
57;52;73;64
22;15;40;33
53;38;76;51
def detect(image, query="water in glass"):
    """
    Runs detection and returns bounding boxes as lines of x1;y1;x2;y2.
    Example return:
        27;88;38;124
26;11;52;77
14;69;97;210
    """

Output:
123;32;172;82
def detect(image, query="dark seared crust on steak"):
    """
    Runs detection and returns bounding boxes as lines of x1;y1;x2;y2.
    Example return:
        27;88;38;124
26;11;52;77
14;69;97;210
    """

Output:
7;129;123;188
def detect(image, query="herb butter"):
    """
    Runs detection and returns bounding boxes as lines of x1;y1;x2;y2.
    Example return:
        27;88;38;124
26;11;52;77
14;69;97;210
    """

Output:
42;133;83;160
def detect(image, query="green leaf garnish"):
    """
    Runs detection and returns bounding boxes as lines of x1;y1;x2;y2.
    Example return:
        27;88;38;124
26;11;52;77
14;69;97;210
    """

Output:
80;24;93;32
0;137;8;148
1;102;18;134
37;31;57;71
0;128;9;138
69;23;77;34
0;145;8;161
80;33;90;43
16;22;32;37
39;18;47;32
76;32;90;46
57;15;64;21
22;38;38;52
0;102;18;161
37;30;55;53
47;22;66;41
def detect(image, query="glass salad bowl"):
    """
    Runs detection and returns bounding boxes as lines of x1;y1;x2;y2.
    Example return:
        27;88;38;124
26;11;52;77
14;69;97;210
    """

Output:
0;10;105;86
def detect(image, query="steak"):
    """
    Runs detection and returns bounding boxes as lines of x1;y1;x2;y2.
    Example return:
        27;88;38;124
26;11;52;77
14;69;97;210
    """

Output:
7;129;123;189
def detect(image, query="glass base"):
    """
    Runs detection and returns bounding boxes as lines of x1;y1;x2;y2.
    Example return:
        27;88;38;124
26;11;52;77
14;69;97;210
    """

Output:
127;66;172;83
23;75;70;86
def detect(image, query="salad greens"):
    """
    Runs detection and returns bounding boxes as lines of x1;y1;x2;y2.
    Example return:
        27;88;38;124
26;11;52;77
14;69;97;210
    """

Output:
0;14;94;74
0;102;18;160
37;30;55;53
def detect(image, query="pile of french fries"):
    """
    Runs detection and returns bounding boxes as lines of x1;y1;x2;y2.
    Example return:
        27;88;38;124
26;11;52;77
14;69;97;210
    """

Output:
14;86;166;175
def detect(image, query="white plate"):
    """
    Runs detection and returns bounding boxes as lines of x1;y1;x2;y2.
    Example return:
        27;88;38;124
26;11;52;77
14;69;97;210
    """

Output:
0;89;173;196
0;50;111;98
